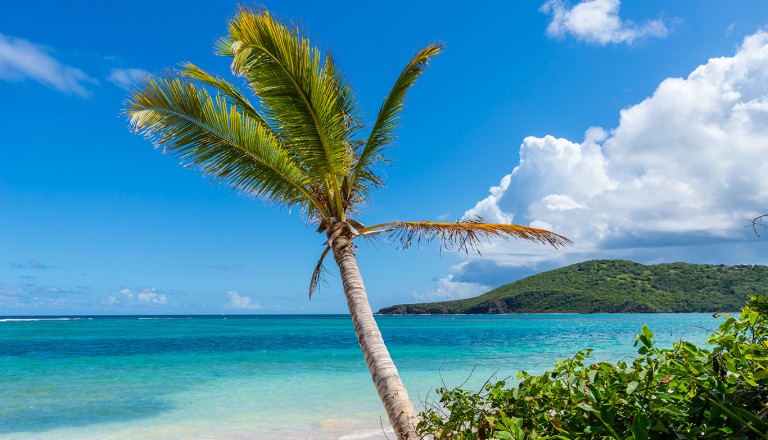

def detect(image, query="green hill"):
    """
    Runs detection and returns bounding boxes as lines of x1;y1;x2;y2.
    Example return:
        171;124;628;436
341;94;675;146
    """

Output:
378;260;768;314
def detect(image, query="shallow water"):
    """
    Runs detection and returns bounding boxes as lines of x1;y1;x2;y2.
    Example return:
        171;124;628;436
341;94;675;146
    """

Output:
0;313;721;439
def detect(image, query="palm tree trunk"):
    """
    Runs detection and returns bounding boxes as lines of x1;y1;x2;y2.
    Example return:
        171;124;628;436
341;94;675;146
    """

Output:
330;232;418;440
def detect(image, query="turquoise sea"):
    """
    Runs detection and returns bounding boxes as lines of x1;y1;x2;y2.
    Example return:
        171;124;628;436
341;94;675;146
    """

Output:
0;314;722;439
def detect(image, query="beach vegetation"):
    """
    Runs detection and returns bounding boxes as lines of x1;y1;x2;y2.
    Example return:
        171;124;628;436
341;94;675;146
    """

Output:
123;6;569;438
418;296;768;439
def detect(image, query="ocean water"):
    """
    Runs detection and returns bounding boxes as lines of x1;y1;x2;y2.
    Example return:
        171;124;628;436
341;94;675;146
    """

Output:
0;313;722;439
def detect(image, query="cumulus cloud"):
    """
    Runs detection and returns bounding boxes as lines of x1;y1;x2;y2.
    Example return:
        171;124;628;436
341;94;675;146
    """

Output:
0;33;96;96
119;288;133;299
462;31;768;273
224;290;261;310
108;67;149;89
412;275;489;302
465;175;515;224
540;0;668;45
138;290;167;305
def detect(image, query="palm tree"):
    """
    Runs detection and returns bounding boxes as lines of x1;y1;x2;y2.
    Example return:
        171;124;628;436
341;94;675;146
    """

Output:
125;7;570;439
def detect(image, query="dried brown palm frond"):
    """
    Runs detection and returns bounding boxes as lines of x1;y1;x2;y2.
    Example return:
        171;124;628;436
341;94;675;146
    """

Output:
362;218;572;254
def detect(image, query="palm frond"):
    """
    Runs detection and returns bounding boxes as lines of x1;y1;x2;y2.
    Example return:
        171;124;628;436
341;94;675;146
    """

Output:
125;73;328;218
348;43;443;202
323;52;364;140
179;62;276;137
361;218;572;254
219;7;360;218
309;246;331;299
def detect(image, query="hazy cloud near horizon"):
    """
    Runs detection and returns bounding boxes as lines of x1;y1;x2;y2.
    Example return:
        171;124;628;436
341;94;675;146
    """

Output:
107;287;168;306
224;290;261;310
0;283;89;310
451;30;768;285
412;274;489;302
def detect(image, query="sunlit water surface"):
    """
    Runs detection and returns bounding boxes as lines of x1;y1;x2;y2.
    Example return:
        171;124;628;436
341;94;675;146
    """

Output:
0;313;721;439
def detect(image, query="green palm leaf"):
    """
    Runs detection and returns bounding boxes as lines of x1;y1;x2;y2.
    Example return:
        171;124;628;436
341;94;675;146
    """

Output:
180;62;276;138
125;74;327;217
218;7;360;218
348;43;443;201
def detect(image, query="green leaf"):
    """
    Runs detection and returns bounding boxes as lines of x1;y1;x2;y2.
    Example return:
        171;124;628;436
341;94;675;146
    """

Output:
577;402;597;413
588;386;601;404
631;413;650;440
641;325;654;340
749;310;759;325
730;406;768;432
626;381;639;395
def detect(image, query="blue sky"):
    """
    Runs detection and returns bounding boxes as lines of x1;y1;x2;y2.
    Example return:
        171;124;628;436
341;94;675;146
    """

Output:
1;0;767;315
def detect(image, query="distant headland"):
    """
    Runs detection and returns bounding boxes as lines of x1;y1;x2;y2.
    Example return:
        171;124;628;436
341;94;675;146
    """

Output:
378;260;768;314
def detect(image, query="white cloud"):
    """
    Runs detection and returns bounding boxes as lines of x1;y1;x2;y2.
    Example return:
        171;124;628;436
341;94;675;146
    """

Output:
465;174;514;223
225;290;261;310
0;33;96;96
463;31;768;269
108;67;149;89
412;275;489;302
467;126;614;226
137;289;167;305
119;288;134;299
109;287;166;306
540;0;668;45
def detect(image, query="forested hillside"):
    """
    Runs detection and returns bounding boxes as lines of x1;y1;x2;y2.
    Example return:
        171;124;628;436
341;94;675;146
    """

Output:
378;260;768;314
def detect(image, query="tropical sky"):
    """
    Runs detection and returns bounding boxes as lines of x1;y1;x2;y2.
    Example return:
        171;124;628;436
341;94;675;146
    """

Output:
2;0;767;314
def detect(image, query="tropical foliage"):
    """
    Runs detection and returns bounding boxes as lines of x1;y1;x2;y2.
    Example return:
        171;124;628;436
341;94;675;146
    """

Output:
418;297;768;439
380;260;768;314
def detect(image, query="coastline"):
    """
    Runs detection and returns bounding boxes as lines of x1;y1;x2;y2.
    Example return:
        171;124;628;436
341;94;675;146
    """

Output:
375;311;736;315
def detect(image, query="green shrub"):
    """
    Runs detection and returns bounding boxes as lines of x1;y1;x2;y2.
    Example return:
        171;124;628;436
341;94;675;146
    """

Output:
418;297;768;439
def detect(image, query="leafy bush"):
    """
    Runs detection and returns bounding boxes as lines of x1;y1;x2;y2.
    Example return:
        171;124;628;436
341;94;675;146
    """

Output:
418;297;768;439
